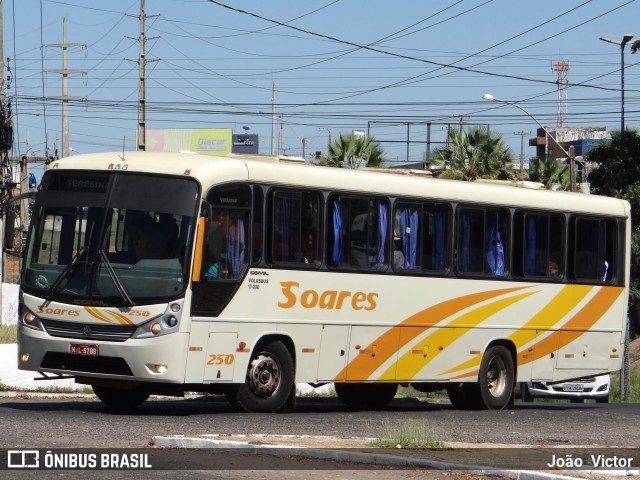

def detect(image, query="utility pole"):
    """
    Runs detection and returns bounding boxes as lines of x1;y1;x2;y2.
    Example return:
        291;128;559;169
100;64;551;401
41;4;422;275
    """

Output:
271;81;275;156
127;0;158;151
0;1;7;313
278;116;284;155
45;17;86;158
514;131;529;179
302;137;307;160
600;35;635;132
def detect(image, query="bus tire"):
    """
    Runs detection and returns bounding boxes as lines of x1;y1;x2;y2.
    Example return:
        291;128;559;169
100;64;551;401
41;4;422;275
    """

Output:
92;385;150;410
478;345;515;410
446;383;483;410
521;382;534;402
232;341;294;413
334;383;398;409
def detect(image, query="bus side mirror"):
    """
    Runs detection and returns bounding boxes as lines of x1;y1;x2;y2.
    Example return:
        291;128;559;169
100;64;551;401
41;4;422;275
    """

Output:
4;208;15;250
206;221;222;261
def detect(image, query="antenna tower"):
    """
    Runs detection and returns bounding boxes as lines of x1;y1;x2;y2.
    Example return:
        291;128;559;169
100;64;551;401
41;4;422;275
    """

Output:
551;61;570;127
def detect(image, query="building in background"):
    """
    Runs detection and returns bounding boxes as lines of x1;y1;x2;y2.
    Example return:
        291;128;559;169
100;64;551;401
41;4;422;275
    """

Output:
529;126;610;160
529;126;611;192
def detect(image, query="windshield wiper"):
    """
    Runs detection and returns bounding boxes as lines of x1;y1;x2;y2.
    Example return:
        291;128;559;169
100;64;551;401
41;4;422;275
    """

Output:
97;250;134;307
45;246;89;301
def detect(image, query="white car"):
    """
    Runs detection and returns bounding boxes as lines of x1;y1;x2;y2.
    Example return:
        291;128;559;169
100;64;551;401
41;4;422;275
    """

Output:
519;374;610;403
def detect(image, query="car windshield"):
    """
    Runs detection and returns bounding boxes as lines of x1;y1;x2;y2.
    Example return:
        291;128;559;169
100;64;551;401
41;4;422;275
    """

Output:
22;171;199;306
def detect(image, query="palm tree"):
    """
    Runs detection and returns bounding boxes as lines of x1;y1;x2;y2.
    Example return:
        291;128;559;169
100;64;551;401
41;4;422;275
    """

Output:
432;126;514;181
528;157;570;190
321;133;385;169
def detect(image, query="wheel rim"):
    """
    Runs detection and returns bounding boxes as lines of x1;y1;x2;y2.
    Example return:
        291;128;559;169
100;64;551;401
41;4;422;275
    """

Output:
485;355;507;398
247;353;281;398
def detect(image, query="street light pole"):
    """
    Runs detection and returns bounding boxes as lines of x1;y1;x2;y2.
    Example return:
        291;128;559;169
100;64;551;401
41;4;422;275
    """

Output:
482;93;576;192
600;34;635;132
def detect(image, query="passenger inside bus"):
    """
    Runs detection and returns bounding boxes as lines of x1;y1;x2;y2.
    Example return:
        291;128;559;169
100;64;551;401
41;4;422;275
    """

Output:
546;260;559;277
203;212;226;279
202;210;247;279
125;212;178;262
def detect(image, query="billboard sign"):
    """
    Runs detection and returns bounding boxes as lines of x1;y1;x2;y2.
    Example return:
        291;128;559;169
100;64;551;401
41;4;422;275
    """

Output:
232;134;259;154
146;129;232;156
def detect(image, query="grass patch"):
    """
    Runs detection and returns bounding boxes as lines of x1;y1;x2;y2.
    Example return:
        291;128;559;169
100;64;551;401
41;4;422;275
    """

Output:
0;325;17;344
296;384;336;398
610;367;640;403
397;385;448;402
370;420;447;450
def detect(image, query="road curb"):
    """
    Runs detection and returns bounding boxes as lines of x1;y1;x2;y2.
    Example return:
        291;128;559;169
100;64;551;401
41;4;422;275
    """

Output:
151;435;579;480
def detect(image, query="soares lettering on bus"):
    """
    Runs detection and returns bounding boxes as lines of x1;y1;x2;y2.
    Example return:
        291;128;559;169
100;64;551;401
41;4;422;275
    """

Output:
37;306;80;316
278;281;378;310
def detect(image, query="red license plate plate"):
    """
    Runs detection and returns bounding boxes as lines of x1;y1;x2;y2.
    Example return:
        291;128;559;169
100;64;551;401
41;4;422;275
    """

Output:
70;343;99;356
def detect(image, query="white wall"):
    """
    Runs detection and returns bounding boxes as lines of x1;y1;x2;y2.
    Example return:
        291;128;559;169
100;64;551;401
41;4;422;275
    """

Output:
1;283;19;326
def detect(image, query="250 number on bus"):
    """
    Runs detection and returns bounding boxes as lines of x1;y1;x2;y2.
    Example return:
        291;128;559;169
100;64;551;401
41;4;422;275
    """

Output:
207;354;235;366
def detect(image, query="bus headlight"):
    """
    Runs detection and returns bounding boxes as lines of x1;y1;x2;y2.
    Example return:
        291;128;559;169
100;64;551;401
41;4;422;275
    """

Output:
21;310;44;331
131;300;184;339
150;322;161;335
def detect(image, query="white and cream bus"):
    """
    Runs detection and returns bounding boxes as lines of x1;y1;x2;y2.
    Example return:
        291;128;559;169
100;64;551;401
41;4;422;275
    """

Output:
17;151;630;412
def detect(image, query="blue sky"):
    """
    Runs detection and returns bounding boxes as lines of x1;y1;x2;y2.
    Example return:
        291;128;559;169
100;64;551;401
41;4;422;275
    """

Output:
4;0;639;177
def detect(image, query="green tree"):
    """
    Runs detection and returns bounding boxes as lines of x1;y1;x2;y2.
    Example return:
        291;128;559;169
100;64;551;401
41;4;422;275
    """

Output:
528;157;570;190
432;126;514;181
587;130;640;195
320;133;385;169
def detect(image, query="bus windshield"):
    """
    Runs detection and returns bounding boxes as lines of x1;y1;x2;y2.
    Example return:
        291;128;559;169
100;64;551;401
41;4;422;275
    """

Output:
22;171;199;306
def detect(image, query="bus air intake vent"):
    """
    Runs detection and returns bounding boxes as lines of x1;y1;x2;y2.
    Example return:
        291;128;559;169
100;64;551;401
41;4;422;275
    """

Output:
41;319;136;342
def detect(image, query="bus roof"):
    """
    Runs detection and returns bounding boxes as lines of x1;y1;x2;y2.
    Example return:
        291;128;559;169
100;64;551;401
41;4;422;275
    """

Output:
46;151;629;217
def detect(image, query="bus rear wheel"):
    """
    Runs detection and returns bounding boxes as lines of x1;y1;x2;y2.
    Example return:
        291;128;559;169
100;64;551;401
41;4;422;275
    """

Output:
92;385;150;410
446;383;483;410
335;383;398;409
478;345;515;410
229;341;294;413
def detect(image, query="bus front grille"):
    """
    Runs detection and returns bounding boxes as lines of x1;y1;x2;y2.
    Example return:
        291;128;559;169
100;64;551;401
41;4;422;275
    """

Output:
41;352;133;376
41;319;136;342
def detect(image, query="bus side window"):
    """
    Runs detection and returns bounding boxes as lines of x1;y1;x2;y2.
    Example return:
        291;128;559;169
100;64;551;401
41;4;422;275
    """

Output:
572;217;616;283
328;196;387;270
270;190;321;266
456;207;507;277
514;212;564;279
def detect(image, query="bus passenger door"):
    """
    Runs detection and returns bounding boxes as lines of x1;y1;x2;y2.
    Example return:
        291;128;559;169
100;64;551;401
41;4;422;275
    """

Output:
529;329;558;381
317;325;350;382
204;332;238;382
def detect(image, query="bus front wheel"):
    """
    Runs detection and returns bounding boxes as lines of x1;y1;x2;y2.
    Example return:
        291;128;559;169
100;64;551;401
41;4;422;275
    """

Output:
92;385;150;410
230;341;294;413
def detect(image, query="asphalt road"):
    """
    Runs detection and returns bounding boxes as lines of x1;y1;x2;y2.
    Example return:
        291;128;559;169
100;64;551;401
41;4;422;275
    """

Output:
1;394;639;448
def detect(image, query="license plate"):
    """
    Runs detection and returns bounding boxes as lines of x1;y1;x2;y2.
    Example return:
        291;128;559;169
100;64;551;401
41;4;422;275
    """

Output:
563;383;584;392
70;343;99;356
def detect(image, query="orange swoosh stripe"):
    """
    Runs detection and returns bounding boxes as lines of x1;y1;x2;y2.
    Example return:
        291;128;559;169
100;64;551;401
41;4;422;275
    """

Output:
383;291;536;380
448;286;624;381
517;286;623;367
441;285;593;377
84;307;115;324
105;311;134;325
334;286;531;381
